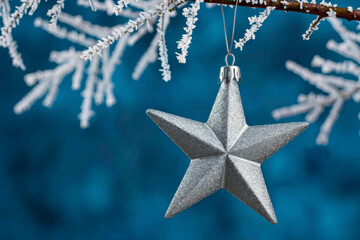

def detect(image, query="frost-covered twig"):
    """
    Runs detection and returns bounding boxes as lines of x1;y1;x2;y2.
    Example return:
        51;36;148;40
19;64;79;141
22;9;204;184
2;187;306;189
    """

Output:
14;48;81;114
88;0;97;11
157;3;173;81
97;34;129;107
7;40;25;70
127;18;155;46
79;55;99;128
132;32;160;80
0;0;25;70
16;9;126;127
17;2;169;127
235;6;274;51
34;17;96;47
131;9;175;81
302;16;324;40
47;0;65;31
77;0;138;17
273;19;360;145
113;0;129;15
57;12;115;39
312;55;360;79
176;0;201;63
0;0;41;47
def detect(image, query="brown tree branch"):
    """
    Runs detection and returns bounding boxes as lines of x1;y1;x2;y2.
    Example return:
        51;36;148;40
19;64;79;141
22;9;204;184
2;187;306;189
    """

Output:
198;0;360;22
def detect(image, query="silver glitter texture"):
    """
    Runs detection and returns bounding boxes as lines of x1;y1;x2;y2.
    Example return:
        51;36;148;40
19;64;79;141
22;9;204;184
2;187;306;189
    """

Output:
147;66;309;224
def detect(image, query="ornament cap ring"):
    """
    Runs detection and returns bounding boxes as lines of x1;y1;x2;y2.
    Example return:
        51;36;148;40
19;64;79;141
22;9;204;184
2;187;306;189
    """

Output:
219;65;241;83
225;53;235;66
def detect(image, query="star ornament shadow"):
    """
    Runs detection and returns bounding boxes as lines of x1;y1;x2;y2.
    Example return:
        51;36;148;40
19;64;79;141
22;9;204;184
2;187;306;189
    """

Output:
147;66;308;224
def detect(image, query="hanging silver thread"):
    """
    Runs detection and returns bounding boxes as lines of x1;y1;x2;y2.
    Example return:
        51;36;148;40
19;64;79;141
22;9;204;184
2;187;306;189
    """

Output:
221;0;239;65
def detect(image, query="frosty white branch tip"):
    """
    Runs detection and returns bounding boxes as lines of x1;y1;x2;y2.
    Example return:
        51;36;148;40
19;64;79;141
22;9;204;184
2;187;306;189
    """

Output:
157;8;173;81
273;19;360;145
302;16;324;40
176;0;201;64
47;0;65;32
235;6;274;51
0;0;41;47
113;0;129;16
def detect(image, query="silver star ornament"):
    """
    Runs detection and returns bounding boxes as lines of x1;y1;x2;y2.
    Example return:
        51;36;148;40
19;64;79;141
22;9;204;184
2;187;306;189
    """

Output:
147;66;308;224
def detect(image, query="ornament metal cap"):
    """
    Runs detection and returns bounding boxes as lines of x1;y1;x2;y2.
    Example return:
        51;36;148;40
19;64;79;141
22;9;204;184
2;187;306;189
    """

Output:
219;65;241;83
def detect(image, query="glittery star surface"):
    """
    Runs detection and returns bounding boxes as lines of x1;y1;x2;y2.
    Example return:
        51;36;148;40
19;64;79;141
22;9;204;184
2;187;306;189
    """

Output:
147;67;308;224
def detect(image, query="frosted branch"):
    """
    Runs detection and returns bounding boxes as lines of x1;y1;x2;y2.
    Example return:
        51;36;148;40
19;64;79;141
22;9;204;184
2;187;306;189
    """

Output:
8;40;25;70
113;0;129;15
312;55;360;79
88;0;97;11
131;34;160;80
286;60;338;95
316;98;344;145
127;19;155;46
157;3;173;81
79;55;100;128
98;34;129;106
132;33;159;80
14;48;80;114
57;12;114;39
235;6;274;51
272;60;360;145
0;0;25;70
47;0;65;31
14;80;50;114
34;17;96;47
0;0;41;47
274;19;360;144
302;16;324;40
176;0;201;64
78;0;138;17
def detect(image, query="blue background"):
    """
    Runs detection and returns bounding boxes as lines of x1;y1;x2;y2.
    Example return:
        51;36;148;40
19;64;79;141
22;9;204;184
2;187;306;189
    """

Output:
1;1;360;239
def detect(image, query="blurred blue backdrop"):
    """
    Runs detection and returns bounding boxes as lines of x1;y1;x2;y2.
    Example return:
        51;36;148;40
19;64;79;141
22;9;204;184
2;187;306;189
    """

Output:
1;1;360;239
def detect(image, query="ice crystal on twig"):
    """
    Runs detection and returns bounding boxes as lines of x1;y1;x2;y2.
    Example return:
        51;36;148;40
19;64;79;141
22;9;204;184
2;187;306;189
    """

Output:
273;19;360;145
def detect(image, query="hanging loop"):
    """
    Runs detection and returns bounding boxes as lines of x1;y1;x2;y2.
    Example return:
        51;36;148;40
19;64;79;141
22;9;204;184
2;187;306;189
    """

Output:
225;53;235;66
